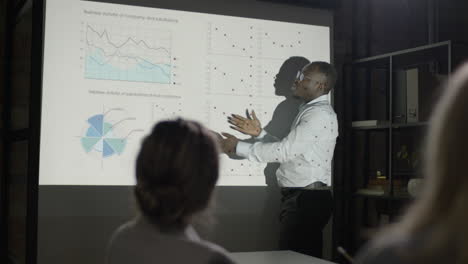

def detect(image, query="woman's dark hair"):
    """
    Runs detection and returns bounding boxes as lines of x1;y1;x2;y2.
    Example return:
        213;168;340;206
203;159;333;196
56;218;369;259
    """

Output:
134;118;219;229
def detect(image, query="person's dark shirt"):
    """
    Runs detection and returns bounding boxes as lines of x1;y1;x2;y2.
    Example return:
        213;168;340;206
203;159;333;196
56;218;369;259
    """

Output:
106;216;235;264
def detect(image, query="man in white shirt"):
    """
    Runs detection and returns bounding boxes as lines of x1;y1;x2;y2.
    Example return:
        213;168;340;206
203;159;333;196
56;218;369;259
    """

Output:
220;61;338;258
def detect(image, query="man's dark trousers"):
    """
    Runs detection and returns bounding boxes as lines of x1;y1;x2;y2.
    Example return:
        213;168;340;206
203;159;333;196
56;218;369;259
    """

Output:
279;187;333;258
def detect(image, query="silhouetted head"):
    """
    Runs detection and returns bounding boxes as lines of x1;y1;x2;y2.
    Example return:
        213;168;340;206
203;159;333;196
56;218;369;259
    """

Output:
292;61;337;102
274;56;310;97
134;119;219;230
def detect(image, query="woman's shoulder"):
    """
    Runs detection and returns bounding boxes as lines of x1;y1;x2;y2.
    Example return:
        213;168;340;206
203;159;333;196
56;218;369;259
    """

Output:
107;217;235;264
181;225;235;263
355;232;417;264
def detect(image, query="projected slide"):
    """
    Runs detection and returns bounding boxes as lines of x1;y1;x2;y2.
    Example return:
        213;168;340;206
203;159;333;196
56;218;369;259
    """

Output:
40;0;330;185
152;100;183;121
80;107;145;159
81;114;128;158
85;24;172;83
207;23;258;57
206;57;260;97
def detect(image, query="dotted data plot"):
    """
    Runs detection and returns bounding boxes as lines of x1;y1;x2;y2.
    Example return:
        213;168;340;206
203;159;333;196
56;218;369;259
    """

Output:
220;157;264;178
260;30;303;58
207;100;274;137
258;25;329;60
206;58;261;97
207;22;260;58
152;99;183;122
258;60;288;98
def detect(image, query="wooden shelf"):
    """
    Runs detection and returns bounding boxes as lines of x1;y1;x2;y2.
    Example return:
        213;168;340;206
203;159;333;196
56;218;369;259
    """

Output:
354;189;412;200
352;124;390;130
355;189;385;197
351;122;428;130
392;171;418;176
392;122;428;129
353;41;451;64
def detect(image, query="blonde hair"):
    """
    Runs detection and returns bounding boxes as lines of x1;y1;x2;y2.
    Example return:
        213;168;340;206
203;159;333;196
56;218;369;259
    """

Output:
376;63;468;262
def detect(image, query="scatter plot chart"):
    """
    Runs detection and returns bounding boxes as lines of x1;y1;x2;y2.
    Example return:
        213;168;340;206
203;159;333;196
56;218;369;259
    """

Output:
205;21;329;101
258;60;285;97
259;30;304;58
220;158;264;179
208;98;267;179
207;99;276;137
207;22;260;57
206;58;261;97
258;23;330;60
152;99;183;122
210;99;273;182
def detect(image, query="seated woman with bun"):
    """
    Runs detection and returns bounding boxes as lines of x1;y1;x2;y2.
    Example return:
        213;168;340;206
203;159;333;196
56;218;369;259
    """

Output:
106;119;235;264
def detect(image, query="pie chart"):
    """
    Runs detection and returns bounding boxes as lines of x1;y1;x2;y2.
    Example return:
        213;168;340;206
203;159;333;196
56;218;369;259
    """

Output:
80;114;127;158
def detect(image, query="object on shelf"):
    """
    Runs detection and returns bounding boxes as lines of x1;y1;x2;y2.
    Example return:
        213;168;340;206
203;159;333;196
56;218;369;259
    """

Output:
407;68;419;123
376;171;387;180
393;186;409;197
379;214;390;226
394;144;421;173
393;67;442;123
352;120;389;127
366;172;407;195
366;171;387;193
388;179;406;194
356;188;384;196
394;68;418;123
408;178;424;197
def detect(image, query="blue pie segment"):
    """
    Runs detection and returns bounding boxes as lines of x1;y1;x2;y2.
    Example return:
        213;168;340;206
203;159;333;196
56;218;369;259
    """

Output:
81;114;127;158
88;114;104;135
104;138;127;155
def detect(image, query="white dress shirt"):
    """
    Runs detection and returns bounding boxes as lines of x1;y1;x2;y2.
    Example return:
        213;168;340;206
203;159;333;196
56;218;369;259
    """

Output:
236;94;338;187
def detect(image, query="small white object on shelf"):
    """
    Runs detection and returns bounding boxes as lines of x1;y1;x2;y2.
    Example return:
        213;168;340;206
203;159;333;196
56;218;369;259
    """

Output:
408;178;423;197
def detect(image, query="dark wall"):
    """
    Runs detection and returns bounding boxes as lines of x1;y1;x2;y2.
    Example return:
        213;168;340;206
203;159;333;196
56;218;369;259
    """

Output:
438;0;468;44
38;186;282;264
352;0;430;59
2;2;33;263
331;0;468;260
330;0;354;261
351;0;468;59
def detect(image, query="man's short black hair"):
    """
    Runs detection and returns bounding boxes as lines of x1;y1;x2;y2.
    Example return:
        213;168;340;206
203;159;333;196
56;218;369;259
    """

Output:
308;61;337;93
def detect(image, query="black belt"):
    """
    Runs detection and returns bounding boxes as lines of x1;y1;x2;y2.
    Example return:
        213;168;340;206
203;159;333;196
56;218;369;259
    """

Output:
281;181;330;191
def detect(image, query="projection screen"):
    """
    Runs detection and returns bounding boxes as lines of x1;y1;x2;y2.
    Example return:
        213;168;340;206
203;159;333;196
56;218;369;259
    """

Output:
39;0;330;187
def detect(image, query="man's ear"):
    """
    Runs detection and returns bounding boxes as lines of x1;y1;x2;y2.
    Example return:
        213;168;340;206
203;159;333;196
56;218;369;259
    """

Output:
318;82;327;92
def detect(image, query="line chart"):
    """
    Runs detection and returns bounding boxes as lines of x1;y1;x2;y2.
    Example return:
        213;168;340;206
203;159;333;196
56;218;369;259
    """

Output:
84;23;173;84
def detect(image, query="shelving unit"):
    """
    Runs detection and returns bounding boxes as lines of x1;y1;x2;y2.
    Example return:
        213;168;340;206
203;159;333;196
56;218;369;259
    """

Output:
352;124;390;130
347;41;468;252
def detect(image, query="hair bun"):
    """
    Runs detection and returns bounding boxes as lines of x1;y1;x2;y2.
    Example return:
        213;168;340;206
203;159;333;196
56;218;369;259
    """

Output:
134;119;219;229
135;183;186;225
152;184;184;204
